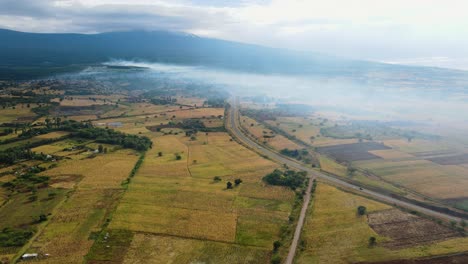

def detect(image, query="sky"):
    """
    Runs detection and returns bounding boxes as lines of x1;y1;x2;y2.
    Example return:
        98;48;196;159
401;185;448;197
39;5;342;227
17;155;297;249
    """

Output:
1;0;468;70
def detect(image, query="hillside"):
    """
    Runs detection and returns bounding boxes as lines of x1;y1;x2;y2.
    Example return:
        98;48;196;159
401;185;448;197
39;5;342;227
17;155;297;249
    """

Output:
1;29;468;82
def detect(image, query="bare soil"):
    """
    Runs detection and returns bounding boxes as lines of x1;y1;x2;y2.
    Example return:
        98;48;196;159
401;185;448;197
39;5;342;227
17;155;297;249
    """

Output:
359;253;468;264
428;153;468;165
316;142;390;162
368;209;459;249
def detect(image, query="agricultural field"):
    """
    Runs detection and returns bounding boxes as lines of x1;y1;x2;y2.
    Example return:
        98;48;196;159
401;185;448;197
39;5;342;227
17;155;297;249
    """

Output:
27;189;123;264
316;142;390;163
368;149;414;160
1;78;467;264
0;105;38;124
355;159;468;200
242;104;468;212
175;96;205;107
19;148;140;263
296;183;468;264
264;116;360;147
42;148;139;189
101;131;296;263
240;115;302;151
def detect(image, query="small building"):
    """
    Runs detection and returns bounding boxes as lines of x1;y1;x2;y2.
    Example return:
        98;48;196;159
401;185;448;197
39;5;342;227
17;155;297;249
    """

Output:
21;253;38;259
107;122;123;127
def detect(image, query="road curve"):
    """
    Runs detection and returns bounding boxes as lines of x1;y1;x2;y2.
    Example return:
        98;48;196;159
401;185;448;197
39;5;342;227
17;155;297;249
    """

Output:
226;98;464;264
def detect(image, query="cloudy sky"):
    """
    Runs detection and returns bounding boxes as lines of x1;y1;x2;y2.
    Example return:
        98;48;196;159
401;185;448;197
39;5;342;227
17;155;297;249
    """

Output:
2;0;468;70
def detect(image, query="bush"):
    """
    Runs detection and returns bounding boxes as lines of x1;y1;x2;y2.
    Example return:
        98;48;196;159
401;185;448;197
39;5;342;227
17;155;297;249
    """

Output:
357;206;367;216
271;255;281;264
273;240;282;252
0;228;34;247
460;220;466;228
3;173;50;193
213;176;222;182
263;169;307;190
73;127;152;151
38;214;48;222
234;178;243;186
28;195;38;202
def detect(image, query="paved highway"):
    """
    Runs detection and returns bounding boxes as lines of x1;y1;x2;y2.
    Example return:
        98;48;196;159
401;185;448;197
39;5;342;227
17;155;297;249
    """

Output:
226;98;464;264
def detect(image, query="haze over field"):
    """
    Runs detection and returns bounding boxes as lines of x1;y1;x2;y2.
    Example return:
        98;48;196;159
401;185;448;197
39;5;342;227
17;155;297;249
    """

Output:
2;1;468;264
74;60;468;126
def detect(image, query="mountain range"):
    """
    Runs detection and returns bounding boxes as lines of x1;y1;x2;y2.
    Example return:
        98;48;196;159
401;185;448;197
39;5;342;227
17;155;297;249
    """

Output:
0;28;467;82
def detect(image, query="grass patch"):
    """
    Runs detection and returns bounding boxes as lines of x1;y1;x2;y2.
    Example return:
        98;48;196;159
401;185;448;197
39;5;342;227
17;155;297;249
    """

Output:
0;188;66;229
123;233;271;264
86;229;134;263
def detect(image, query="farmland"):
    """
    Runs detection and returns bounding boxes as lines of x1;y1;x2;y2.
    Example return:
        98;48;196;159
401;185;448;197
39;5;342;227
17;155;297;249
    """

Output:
316;142;390;163
239;103;468;216
240;115;303;151
105;131;296;262
0;76;467;264
0;79;308;263
296;183;468;264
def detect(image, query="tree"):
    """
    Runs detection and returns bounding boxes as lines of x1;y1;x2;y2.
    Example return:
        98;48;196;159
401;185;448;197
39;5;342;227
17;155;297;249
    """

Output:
28;195;38;202
38;214;48;222
45;117;51;128
55;117;62;127
175;154;182;160
461;220;467;228
368;236;376;246
158;151;163;157
213;176;222;182
270;255;281;264
226;181;233;189
347;165;357;176
450;220;457;228
98;144;104;153
234;179;243;186
357;206;367;216
263;169;307;190
273;240;282;252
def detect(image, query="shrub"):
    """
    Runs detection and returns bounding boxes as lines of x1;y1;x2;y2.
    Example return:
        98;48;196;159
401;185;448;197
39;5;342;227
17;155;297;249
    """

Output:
357;206;367;216
273;240;282;252
234;179;243;186
213;176;222;182
271;255;281;264
38;214;48;222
